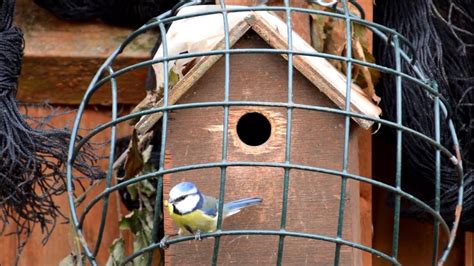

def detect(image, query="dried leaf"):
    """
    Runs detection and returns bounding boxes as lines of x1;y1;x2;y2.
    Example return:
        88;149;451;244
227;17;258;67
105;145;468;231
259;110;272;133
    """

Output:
132;232;151;266
106;238;125;266
124;130;144;179
139;179;157;198
308;3;382;104
168;69;180;88
134;212;154;265
129;93;157;126
59;254;85;266
352;38;381;104
156;68;182;99
309;4;330;52
142;145;153;164
119;211;141;234
324;17;346;71
353;23;368;48
127;183;139;201
117;209;154;265
364;47;381;87
59;255;75;266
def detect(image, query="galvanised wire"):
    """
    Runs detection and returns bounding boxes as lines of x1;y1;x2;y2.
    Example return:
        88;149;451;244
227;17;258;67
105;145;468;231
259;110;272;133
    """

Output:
147;21;171;265
276;0;294;264
92;66;118;258
334;2;353;264
210;1;232;264
392;34;402;260
66;1;465;265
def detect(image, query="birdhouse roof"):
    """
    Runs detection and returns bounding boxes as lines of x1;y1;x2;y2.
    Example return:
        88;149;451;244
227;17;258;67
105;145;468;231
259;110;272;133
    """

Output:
135;5;381;133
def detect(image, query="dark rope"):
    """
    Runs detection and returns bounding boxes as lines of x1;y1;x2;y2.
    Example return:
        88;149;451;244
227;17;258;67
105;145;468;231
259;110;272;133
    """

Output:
34;0;181;27
0;0;103;253
375;0;473;230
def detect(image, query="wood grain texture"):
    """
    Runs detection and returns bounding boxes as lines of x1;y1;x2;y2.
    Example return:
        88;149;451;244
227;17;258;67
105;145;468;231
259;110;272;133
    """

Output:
163;32;362;265
14;0;150;105
466;232;473;266
357;1;373;265
0;106;134;265
136;16;252;135
222;0;311;43
358;129;373;266
0;224;18;265
137;6;380;136
247;11;380;128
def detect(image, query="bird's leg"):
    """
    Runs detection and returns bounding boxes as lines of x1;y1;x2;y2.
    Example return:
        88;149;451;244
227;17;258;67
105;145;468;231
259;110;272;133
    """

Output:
158;235;170;249
194;230;202;241
158;233;178;249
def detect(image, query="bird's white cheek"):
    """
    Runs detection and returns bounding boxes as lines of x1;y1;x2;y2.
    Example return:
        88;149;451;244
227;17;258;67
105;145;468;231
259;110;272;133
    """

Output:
175;194;200;214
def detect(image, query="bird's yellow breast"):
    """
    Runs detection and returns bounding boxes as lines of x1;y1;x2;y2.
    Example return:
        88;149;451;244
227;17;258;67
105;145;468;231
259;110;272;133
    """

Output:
165;200;217;235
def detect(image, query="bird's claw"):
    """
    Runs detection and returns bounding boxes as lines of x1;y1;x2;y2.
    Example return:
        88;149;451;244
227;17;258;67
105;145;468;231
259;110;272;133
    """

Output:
194;230;202;241
158;235;170;249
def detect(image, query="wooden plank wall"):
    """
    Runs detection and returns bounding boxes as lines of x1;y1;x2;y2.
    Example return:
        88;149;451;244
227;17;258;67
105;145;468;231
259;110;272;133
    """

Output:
14;0;149;105
466;232;473;266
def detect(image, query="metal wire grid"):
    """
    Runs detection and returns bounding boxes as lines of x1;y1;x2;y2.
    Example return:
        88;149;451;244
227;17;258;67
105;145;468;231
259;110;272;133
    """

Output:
66;0;465;265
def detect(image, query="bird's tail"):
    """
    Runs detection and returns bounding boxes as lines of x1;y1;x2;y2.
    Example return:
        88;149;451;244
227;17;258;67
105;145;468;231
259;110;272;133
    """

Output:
223;197;262;217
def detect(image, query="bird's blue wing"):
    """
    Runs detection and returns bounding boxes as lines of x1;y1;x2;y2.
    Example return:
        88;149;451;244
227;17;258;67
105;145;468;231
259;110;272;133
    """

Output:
200;196;262;218
201;195;219;217
223;197;262;217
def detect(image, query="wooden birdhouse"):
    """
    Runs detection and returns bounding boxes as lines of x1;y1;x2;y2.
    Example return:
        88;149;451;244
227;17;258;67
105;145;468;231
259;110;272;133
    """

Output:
132;6;381;265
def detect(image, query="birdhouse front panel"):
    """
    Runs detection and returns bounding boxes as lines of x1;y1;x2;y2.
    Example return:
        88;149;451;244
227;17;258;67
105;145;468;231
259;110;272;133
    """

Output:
164;31;361;265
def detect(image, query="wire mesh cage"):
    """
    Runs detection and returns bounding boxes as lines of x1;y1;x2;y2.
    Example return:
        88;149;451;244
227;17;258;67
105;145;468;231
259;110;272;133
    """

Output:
66;0;464;265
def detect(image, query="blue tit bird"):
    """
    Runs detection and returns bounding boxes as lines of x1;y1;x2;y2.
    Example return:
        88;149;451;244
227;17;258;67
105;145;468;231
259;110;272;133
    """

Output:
164;181;262;238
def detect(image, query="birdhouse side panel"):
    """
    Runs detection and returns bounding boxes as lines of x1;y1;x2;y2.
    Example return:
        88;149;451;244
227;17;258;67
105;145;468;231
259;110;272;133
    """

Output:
164;32;361;265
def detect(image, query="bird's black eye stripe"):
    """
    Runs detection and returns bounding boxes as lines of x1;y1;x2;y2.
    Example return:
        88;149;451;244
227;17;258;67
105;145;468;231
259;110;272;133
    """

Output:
174;195;187;203
173;192;199;203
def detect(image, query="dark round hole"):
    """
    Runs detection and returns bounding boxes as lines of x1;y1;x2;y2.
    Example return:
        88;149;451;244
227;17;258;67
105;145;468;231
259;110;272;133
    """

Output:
236;112;272;146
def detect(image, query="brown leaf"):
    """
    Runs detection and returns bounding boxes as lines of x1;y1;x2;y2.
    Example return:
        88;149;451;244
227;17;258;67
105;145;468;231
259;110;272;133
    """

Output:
308;3;382;104
180;57;197;77
324;16;346;71
129;93;157;126
124;130;144;179
309;4;330;52
352;38;380;104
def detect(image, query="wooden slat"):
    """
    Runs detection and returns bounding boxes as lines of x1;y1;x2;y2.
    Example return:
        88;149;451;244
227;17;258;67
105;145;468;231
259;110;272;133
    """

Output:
358;129;373;266
0;224;19;265
14;0;150;105
247;11;381;128
221;0;311;43
357;1;373;265
466;232;473;266
136;15;252;135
